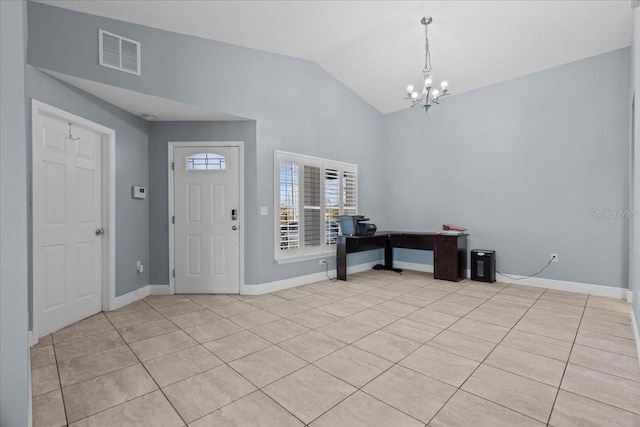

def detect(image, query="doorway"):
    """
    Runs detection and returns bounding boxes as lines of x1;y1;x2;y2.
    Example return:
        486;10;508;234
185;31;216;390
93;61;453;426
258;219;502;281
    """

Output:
31;100;115;340
169;142;243;294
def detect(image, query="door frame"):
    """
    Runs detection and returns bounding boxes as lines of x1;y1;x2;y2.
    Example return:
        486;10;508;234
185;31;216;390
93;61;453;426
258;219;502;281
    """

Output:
168;141;245;295
30;100;116;344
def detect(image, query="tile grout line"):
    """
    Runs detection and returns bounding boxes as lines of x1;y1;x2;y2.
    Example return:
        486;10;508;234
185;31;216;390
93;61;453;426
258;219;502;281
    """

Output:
66;389;162;425
142;282;612;422
220;274;453;425
53;326;161;425
148;297;310;425
548;389;640;421
288;293;447;424
107;296;309;425
566;352;640;384
100;306;190;427
46;279;473;419
303;278;550;424
290;284;632;424
48;335;70;427
212;283;411;425
41;279;500;426
244;275;443;358
158;294;309;426
181;297;310;425
59;300;244;424
579;335;637;350
424;283;557;425
545;298;640;420
48;320;118;348
297;278;477;425
52;320;116;424
39;273;633;426
544;293;589;426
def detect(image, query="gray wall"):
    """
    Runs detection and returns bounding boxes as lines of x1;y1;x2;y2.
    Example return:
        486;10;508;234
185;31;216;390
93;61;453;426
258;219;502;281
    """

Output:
631;8;640;321
27;2;384;287
148;121;257;285
383;48;631;288
27;67;150;297
147;120;380;287
26;1;634;292
0;1;30;425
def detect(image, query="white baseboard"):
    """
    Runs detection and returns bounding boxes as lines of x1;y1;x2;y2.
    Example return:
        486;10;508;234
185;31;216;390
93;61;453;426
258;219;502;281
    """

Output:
631;308;640;371
149;284;171;295
494;272;630;300
28;330;37;347
109;284;171;312
241;261;380;295
388;261;630;300
110;285;151;311
105;264;633;309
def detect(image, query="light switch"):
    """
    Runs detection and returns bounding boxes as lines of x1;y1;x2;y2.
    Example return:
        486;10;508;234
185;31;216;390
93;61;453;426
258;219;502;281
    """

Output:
260;206;268;216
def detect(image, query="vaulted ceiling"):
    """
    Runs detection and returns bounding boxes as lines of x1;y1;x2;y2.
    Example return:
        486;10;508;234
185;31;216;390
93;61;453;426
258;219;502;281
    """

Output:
36;1;634;115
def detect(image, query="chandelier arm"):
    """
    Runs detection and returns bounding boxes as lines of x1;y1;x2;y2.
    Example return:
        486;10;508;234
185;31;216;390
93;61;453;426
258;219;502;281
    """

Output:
404;16;448;113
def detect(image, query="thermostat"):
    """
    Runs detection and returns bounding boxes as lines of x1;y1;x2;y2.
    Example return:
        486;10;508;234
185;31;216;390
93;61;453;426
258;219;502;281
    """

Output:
132;186;146;199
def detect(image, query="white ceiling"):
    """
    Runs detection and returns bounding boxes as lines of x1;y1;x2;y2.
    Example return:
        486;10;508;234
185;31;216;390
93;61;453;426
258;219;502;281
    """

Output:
43;70;247;121
37;1;634;116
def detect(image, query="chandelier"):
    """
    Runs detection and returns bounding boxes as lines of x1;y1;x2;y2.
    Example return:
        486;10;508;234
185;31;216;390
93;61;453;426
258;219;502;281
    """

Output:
405;17;450;112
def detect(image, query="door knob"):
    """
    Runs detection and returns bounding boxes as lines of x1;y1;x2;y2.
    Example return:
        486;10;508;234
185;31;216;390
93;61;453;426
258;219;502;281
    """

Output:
232;225;238;231
95;228;105;236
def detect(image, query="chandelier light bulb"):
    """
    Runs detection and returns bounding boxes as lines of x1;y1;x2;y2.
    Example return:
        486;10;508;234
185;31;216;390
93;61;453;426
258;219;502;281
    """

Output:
403;16;450;112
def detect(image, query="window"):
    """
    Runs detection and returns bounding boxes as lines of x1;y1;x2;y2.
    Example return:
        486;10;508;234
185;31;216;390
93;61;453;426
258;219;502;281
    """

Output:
275;150;357;262
185;152;226;171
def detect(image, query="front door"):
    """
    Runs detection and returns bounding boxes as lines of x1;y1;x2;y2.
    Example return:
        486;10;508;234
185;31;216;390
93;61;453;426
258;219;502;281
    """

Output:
173;146;240;293
33;113;103;336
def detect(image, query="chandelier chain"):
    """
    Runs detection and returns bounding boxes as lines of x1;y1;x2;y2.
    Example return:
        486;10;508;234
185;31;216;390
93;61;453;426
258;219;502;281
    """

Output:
424;22;431;75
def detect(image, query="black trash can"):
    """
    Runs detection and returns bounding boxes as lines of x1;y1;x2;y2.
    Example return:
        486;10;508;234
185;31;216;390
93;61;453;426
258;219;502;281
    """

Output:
471;250;496;283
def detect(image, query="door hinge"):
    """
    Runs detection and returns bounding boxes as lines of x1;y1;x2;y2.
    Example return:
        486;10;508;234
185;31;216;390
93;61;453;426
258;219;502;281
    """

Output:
172;269;175;278
171;162;174;170
172;216;175;224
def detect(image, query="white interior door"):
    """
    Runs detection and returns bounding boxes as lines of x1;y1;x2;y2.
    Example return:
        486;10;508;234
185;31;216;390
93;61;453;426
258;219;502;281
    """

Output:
173;146;240;293
33;113;103;336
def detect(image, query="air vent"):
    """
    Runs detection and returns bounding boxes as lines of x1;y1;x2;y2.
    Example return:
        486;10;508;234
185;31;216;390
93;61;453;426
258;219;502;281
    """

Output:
98;29;140;76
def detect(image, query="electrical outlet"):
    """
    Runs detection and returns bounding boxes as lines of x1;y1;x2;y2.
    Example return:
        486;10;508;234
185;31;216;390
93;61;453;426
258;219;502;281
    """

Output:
136;260;144;273
319;259;327;265
550;253;558;263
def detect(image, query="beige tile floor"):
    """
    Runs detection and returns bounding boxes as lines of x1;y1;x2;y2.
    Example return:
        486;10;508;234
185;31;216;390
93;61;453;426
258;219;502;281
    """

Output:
31;270;640;426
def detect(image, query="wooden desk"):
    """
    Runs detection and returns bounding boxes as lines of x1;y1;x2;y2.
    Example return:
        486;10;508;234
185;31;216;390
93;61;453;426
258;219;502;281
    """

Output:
337;232;468;282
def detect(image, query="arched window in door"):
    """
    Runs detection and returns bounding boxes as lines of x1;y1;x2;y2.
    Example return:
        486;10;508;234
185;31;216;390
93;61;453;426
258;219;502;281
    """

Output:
185;152;226;171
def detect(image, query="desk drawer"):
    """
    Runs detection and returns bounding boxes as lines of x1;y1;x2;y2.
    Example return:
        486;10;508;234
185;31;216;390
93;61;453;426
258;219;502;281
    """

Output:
345;235;388;253
434;235;459;244
390;234;434;250
434;242;457;262
434;260;458;281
